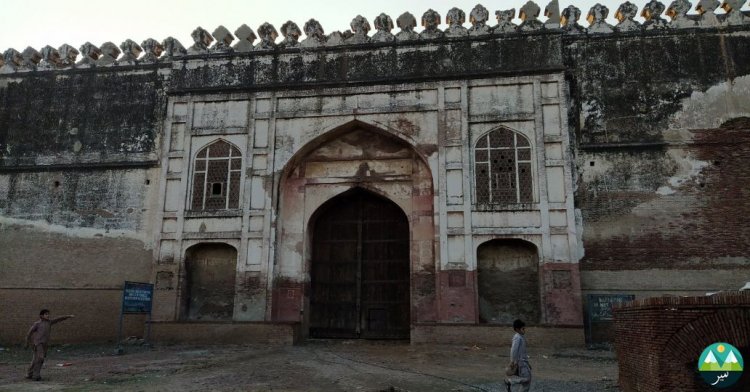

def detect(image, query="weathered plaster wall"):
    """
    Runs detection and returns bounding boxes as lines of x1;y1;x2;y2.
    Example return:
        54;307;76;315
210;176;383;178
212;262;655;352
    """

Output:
275;125;436;326
569;31;750;295
168;34;562;92
2;20;749;343
0;68;165;166
0;67;165;344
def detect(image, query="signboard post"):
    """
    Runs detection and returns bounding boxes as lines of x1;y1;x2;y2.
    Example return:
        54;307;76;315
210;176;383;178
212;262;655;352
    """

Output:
116;281;154;354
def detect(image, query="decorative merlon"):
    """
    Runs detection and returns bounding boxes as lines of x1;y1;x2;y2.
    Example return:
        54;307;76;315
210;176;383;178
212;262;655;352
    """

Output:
211;26;235;52
642;0;669;29
667;0;699;28
519;1;545;31
469;4;491;36
373;13;395;42
588;3;615;33
616;2;642;31
396;12;419;41
1;1;749;74
188;27;213;54
446;7;468;37
233;25;258;52
545;0;562;29
348;15;371;44
562;5;586;33
281;21;302;48
421;9;443;39
495;9;519;33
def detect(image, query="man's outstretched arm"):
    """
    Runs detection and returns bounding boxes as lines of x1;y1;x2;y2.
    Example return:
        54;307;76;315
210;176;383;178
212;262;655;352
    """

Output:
51;315;75;325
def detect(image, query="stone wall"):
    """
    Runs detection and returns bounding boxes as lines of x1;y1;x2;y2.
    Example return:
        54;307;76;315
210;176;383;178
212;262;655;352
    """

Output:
613;293;750;392
1;1;749;343
1;289;148;344
0;63;164;345
572;29;750;338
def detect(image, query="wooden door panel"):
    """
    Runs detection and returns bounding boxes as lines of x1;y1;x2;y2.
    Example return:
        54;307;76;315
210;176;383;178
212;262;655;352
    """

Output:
310;191;410;339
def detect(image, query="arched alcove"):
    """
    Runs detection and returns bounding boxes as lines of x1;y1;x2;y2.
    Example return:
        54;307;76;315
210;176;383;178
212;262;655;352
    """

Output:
182;243;238;321
477;239;540;324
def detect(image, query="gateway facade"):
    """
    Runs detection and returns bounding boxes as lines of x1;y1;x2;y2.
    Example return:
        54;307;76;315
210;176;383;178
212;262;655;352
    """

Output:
1;2;749;344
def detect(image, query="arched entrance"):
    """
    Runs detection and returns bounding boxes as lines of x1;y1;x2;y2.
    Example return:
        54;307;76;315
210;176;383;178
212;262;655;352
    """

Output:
182;243;237;321
309;188;410;339
477;239;540;324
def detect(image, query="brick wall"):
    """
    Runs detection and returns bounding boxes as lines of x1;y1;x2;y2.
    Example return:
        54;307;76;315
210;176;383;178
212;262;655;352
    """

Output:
0;221;152;344
580;123;750;272
1;289;148;344
613;293;750;392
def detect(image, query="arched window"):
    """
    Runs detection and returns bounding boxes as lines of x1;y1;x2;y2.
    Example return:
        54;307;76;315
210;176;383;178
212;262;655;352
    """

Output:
191;140;242;210
474;128;533;205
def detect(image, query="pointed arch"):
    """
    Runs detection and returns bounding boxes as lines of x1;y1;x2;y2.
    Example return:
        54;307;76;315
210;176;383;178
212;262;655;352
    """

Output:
273;119;437;331
281;119;430;180
473;126;534;205
307;187;411;338
190;139;243;210
307;186;409;234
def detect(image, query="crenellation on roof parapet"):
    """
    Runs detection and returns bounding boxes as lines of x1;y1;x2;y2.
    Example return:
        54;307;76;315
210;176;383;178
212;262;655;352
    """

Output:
545;0;563;29
495;9;519;33
280;21;302;48
211;26;235;53
188;27;213;55
1;1;749;74
562;5;587;32
469;4;492;35
256;23;279;51
140;39;164;63
76;42;101;67
519;0;545;31
616;2;642;31
119;40;143;65
300;19;325;47
20;47;41;70
445;7;468;37
97;42;121;67
587;3;615;33
395;13;419;41
372;13;395;42
420;9;443;39
38;45;62;70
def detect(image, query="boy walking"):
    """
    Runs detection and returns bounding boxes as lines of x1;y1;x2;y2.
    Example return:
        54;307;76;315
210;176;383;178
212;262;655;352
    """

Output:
25;309;74;381
505;319;531;392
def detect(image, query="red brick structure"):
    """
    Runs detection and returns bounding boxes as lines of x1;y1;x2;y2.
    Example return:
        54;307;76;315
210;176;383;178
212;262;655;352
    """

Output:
613;293;750;392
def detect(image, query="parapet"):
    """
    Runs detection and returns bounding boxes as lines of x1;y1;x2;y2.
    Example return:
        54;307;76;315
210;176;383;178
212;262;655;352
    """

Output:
1;0;749;74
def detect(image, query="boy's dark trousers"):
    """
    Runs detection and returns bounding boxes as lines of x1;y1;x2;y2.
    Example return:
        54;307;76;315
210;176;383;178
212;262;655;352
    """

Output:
27;344;47;380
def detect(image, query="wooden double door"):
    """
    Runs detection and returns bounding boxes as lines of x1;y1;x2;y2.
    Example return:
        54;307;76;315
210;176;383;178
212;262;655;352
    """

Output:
310;190;411;339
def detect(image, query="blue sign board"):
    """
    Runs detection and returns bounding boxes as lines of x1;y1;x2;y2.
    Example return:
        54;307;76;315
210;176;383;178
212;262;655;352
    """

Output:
122;281;153;314
586;294;635;322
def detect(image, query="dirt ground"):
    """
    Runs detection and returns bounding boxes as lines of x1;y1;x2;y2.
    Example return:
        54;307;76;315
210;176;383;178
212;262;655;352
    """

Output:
0;340;619;392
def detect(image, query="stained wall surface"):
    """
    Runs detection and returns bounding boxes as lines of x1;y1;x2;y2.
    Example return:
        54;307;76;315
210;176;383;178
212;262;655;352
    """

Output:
1;13;749;343
0;69;164;342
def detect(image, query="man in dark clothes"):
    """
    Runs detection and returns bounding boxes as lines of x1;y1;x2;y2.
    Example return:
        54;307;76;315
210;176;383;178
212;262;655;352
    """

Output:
25;309;74;381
